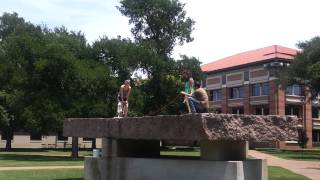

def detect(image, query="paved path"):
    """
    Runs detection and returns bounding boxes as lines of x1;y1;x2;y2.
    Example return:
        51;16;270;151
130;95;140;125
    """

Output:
249;150;320;180
0;165;83;171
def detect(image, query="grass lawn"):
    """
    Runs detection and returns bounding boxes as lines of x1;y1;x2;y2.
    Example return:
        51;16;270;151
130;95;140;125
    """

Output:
269;166;310;180
0;166;309;180
160;147;200;157
0;148;312;180
257;148;320;161
0;149;91;167
0;168;83;180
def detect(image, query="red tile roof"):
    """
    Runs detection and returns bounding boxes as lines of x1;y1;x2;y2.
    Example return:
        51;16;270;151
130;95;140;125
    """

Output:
201;45;298;73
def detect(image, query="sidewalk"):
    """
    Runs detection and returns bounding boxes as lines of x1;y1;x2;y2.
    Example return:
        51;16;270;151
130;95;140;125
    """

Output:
0;165;83;171
249;150;320;180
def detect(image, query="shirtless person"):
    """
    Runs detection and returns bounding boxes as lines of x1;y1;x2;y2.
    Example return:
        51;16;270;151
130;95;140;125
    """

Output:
118;80;131;117
182;81;209;113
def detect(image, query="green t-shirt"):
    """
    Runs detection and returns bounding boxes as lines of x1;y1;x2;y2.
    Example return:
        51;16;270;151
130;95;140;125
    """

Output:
184;81;195;94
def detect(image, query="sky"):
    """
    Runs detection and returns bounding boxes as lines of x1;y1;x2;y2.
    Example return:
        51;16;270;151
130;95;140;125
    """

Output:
1;0;320;64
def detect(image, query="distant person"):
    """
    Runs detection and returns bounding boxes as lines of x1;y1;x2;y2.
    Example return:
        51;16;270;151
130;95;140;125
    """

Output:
182;81;209;113
180;77;194;112
118;80;131;117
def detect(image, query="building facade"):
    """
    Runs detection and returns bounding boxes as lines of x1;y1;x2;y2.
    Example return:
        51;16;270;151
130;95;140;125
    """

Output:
0;132;102;149
201;45;320;149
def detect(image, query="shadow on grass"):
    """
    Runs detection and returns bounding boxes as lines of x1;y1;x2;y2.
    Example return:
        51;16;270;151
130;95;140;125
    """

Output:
0;148;90;152
54;178;83;180
161;146;200;152
0;154;83;163
258;148;320;161
284;155;320;160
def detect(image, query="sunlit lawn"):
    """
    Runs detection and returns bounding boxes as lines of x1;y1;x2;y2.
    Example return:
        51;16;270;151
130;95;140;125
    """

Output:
0;166;310;180
0;168;83;180
0;149;90;167
0;148;312;180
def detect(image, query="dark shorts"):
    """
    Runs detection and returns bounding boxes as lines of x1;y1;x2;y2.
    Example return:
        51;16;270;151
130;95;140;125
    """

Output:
118;96;127;101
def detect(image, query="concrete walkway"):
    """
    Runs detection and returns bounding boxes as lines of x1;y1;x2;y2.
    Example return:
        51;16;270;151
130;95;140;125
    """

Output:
249;150;320;180
0;165;83;171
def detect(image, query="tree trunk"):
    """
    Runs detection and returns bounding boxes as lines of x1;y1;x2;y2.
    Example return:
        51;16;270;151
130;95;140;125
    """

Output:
71;136;79;158
5;139;12;151
91;138;96;150
4;130;12;151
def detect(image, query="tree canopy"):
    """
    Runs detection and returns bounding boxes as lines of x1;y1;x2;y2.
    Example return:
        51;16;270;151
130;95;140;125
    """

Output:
0;7;203;151
278;36;320;96
117;0;195;58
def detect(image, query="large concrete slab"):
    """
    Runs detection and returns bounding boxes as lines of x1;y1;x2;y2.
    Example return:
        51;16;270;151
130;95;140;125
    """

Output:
63;113;298;141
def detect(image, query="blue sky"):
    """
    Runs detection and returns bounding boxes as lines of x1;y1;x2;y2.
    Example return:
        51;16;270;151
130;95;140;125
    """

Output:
1;0;320;64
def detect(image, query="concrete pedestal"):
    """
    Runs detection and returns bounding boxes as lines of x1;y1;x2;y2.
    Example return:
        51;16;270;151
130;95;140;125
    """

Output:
84;138;266;180
84;157;267;180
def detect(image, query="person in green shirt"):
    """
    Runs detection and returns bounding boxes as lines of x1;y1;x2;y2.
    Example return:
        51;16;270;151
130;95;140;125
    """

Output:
184;77;195;95
180;77;194;113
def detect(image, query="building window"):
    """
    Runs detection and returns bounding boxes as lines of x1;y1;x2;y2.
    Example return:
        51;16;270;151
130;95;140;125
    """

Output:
312;130;320;142
286;84;303;96
312;107;319;119
230;86;244;99
30;132;42;141
252;82;269;96
83;138;94;142
231;107;244;114
285;105;301;118
210;89;222;101
255;106;269;115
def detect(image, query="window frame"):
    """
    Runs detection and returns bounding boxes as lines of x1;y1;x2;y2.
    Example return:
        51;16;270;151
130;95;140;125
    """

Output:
230;86;244;99
252;82;269;96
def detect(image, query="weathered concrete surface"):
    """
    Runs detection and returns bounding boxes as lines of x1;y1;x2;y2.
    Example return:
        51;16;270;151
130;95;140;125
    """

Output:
64;114;298;141
84;157;267;180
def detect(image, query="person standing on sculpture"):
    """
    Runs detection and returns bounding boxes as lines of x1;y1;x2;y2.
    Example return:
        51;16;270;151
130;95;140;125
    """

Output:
118;80;131;117
185;81;209;113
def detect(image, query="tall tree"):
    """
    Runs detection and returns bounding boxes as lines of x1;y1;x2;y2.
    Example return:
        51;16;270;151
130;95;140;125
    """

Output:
117;0;194;57
278;36;320;96
117;0;195;114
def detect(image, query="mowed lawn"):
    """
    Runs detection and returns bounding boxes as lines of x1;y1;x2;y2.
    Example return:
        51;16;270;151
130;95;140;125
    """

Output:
0;168;83;180
257;148;320;161
0;149;91;167
0;167;310;180
0;148;312;180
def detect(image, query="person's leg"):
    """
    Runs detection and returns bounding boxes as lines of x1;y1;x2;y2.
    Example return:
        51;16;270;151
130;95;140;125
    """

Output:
188;97;201;113
123;102;128;117
117;101;122;117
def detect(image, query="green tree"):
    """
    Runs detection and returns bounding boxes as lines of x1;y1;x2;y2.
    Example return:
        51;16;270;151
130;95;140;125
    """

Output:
278;36;320;96
117;0;195;114
0;105;10;132
117;0;195;57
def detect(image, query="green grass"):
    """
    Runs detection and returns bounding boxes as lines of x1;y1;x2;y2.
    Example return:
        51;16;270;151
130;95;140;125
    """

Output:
0;149;91;167
160;147;200;157
0;168;83;180
0;166;309;180
257;148;320;161
269;166;310;180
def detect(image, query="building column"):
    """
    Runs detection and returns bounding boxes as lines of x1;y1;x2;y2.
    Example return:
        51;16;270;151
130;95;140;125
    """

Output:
221;86;228;113
244;82;251;115
304;87;313;148
269;81;285;115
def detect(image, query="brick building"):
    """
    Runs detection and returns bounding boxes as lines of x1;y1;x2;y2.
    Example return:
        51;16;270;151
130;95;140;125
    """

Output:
201;45;320;148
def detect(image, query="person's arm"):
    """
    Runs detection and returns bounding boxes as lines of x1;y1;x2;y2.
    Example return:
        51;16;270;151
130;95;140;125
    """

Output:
120;85;124;101
126;86;131;101
180;91;192;97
